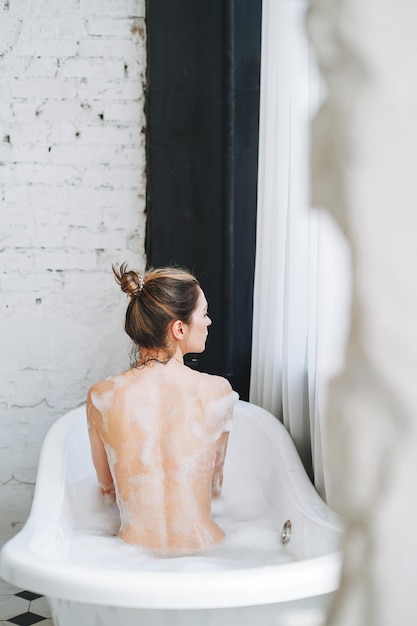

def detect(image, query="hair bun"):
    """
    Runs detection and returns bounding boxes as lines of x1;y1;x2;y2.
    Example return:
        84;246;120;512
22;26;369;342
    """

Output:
113;263;145;298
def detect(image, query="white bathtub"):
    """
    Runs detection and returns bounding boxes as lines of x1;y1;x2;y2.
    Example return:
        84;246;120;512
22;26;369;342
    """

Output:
0;400;343;626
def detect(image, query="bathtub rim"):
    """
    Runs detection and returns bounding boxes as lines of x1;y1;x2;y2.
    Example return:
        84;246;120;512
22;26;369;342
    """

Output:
1;538;341;609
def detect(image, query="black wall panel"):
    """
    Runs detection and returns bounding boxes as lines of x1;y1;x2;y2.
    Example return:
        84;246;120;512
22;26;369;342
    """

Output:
145;0;262;399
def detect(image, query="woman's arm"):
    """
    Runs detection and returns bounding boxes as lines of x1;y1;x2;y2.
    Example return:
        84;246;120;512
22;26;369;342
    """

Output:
212;431;229;499
86;392;115;496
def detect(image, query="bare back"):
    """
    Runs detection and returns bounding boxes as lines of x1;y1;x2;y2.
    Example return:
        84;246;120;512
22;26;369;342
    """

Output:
87;359;238;555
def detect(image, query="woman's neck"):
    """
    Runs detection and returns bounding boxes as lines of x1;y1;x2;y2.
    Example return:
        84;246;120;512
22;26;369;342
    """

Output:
136;347;184;367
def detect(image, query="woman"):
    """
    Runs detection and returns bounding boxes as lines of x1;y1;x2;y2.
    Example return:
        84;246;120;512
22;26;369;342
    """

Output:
87;263;238;555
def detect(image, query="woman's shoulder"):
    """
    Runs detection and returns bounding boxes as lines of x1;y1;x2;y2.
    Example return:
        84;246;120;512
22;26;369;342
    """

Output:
192;370;238;402
87;371;129;401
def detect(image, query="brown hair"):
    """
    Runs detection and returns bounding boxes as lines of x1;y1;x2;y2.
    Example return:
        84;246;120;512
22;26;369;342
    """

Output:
113;263;200;364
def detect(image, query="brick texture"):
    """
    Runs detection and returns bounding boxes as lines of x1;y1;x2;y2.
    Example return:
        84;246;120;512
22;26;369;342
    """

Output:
0;0;147;542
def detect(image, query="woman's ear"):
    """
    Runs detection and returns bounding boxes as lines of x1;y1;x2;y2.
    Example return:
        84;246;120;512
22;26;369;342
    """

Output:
170;320;187;342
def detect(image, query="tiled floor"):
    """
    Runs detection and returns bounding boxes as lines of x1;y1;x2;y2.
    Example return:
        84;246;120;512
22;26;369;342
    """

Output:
0;579;53;626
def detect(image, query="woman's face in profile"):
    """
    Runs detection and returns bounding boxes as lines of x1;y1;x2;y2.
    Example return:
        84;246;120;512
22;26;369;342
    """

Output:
183;288;212;354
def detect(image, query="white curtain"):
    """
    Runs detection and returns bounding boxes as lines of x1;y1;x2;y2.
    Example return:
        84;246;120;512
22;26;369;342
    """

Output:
250;0;351;498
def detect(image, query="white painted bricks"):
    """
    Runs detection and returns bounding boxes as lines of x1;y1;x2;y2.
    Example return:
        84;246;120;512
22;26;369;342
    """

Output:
0;0;147;542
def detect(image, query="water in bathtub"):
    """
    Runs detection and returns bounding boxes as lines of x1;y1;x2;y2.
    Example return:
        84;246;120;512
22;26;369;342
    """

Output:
44;469;297;573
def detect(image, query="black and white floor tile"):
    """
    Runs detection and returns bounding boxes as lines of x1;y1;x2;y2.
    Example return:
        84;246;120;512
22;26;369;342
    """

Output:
0;580;53;626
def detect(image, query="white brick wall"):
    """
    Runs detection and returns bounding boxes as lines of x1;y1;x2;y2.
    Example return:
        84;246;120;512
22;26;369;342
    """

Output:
0;0;147;543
